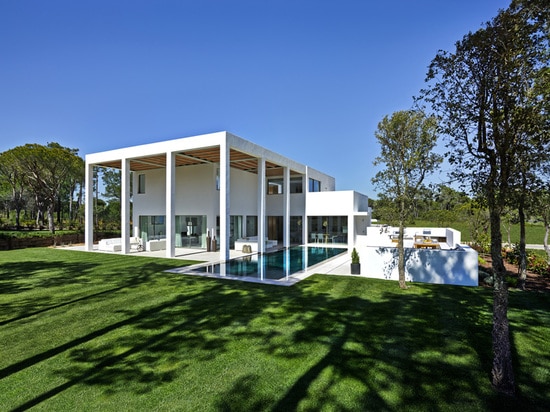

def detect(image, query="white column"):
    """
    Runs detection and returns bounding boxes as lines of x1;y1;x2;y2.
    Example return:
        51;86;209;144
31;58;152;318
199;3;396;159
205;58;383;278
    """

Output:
257;158;266;253
166;151;176;258
283;166;290;248
348;214;355;248
121;158;130;254
304;170;309;244
132;172;139;238
84;162;94;251
219;141;230;261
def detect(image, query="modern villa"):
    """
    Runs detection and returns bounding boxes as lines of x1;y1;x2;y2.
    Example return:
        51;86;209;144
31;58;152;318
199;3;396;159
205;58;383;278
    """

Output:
84;131;478;286
84;131;370;260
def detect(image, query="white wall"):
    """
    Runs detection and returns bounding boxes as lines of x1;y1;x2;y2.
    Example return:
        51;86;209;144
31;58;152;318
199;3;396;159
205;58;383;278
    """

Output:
307;166;335;191
133;168;168;216
266;193;305;216
359;245;478;286
229;167;259;215
132;164;308;227
307;191;353;215
354;192;370;213
306;191;368;215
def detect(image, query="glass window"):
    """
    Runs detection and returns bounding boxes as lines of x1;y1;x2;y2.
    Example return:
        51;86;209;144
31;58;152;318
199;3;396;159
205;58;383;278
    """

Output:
290;177;303;193
268;177;303;194
139;215;166;241
290;216;303;243
307;216;348;244
267;178;283;195
246;216;257;237
309;178;321;192
138;174;146;194
176;215;207;248
230;215;243;248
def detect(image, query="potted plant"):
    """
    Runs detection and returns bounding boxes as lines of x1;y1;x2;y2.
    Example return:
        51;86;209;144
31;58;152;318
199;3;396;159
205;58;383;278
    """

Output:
350;247;361;274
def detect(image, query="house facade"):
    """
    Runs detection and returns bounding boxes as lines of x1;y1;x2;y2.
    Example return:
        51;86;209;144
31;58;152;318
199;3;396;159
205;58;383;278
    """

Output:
85;131;371;260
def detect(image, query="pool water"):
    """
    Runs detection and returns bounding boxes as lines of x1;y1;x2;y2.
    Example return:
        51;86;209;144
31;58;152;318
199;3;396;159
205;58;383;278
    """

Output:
185;246;346;282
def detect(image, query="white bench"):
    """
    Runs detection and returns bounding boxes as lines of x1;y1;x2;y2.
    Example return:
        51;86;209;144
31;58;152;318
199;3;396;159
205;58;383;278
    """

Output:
98;237;141;252
147;239;166;251
98;238;121;252
234;237;277;252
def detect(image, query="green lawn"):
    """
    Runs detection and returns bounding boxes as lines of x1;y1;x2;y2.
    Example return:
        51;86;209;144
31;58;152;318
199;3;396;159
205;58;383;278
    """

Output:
1;248;549;411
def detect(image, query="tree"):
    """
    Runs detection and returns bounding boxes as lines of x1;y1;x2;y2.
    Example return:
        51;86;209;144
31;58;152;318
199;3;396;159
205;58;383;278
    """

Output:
372;110;442;289
5;143;84;233
421;2;549;395
371;194;400;224
100;167;121;202
63;154;85;226
0;150;27;228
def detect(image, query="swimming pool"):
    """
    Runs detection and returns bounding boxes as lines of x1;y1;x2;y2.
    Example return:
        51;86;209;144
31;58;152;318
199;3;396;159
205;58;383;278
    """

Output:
182;246;346;284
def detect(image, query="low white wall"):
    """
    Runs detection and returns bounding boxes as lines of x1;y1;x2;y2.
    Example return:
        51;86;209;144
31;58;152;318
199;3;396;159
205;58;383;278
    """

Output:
359;244;478;286
365;226;461;248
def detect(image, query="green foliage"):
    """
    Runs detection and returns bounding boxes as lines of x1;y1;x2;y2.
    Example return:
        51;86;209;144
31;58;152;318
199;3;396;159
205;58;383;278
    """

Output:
505;275;519;288
502;243;550;277
0;230;75;239
99;167;122;202
372;111;442;215
351;247;360;264
0;143;85;232
472;232;491;254
503;244;522;266
527;254;550;277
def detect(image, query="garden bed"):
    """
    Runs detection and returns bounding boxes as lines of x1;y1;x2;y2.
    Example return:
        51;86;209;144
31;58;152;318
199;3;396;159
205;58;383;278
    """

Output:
479;254;550;292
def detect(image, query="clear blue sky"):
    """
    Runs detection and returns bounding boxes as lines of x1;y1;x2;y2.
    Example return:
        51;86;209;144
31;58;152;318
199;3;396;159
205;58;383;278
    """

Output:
0;0;510;198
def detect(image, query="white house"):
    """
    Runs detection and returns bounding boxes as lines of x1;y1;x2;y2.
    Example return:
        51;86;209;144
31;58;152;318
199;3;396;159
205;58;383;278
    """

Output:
84;131;371;260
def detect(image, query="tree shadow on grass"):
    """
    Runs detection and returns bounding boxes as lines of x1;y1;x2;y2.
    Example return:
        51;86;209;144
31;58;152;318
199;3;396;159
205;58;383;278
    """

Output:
259;281;495;411
0;260;97;295
507;290;550;409
5;272;550;411
0;251;198;324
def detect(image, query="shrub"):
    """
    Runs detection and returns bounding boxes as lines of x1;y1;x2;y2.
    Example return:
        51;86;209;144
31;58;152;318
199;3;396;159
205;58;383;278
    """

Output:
503;244;550;278
505;275;518;288
351;248;360;264
528;254;550;277
503;243;521;265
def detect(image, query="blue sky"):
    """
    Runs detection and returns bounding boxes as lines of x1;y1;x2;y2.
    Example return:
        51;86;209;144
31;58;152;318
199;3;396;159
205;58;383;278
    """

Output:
0;0;510;198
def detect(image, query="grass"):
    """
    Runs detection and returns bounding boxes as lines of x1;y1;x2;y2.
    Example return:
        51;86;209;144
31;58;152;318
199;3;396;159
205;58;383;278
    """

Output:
1;248;549;411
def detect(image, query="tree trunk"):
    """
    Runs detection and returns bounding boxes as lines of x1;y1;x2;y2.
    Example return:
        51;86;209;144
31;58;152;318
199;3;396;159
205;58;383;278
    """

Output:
398;200;407;289
47;204;55;234
544;223;550;265
36;209;43;228
489;207;516;396
492;284;515;395
517;200;527;290
57;195;62;224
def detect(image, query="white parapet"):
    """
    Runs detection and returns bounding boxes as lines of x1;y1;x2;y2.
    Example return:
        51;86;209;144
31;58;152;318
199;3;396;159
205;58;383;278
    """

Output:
359;244;478;286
